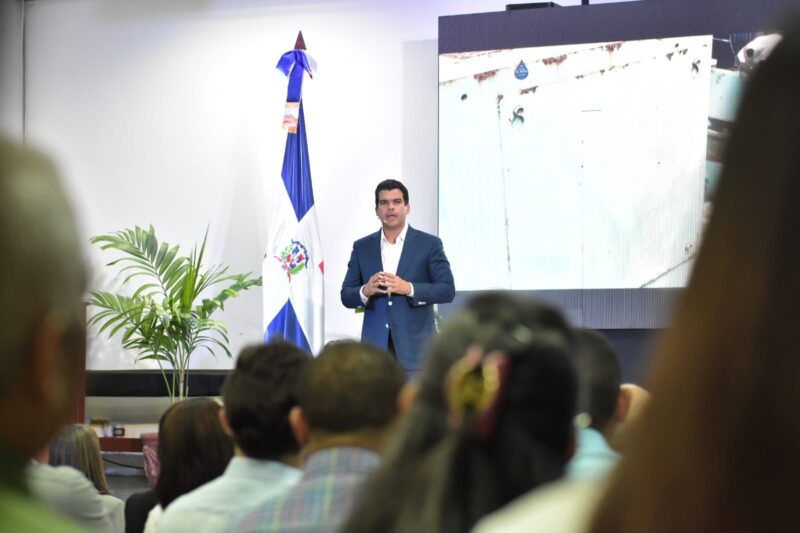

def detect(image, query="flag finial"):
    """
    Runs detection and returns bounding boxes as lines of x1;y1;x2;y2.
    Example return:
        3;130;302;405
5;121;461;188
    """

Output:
294;31;306;50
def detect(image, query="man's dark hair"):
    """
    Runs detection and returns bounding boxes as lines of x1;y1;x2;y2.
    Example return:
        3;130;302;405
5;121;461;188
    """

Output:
298;341;406;434
574;328;621;431
374;179;409;207
221;341;312;460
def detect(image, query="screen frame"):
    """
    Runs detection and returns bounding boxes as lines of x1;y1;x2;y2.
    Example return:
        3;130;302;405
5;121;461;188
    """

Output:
437;0;796;328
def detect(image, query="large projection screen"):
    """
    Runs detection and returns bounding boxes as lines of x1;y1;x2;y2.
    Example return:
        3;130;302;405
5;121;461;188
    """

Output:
438;0;795;327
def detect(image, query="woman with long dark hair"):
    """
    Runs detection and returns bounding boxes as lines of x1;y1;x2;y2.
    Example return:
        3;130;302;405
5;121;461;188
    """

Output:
142;398;233;532
589;18;800;533
342;292;578;533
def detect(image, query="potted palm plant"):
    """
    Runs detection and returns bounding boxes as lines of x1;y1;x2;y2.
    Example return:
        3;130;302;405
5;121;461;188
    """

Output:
87;225;261;402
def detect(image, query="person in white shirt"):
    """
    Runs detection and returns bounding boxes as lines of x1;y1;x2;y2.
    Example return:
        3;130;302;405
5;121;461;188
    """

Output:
49;424;124;532
155;342;311;533
145;398;233;533
27;461;114;531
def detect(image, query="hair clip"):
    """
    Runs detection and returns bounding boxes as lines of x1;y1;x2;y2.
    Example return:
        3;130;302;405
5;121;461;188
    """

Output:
445;346;511;438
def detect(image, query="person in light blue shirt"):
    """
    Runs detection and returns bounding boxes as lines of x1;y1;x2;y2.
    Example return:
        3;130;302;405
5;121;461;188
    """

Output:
567;329;629;480
155;342;312;533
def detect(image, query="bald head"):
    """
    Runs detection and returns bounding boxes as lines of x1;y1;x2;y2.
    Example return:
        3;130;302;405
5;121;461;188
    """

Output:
0;138;86;455
0;139;85;386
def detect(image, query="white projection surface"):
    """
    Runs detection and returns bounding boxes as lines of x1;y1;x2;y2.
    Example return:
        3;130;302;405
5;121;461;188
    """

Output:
439;36;713;291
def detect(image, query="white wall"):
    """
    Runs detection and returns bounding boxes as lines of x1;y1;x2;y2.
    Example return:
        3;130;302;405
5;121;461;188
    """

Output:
0;0;23;138
17;0;636;369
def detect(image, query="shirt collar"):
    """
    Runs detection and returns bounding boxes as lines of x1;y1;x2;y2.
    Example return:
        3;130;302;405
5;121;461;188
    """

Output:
381;223;409;245
302;446;380;479
577;428;619;458
225;456;301;482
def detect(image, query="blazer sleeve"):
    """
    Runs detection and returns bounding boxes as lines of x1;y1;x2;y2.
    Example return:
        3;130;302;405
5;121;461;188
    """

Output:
408;236;455;306
341;244;367;309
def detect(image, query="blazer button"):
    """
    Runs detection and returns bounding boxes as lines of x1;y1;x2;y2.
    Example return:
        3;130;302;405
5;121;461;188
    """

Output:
388;301;393;306
385;323;389;329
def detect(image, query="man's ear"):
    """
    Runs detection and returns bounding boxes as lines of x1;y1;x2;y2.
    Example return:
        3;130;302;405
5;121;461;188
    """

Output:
563;428;576;464
289;406;311;447
218;407;235;438
27;313;74;416
0;312;81;459
614;386;633;424
396;383;418;415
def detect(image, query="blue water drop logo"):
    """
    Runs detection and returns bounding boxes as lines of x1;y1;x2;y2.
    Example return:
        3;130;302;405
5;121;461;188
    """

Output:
515;60;529;80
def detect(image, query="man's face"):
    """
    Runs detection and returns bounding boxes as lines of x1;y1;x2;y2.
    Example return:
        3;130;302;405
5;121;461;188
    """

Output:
376;188;410;232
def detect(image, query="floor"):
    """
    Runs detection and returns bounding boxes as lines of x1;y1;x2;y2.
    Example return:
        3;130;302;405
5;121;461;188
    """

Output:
104;451;150;501
108;473;151;501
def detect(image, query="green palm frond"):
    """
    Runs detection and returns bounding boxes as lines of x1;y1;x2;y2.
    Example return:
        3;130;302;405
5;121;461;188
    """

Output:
87;225;261;402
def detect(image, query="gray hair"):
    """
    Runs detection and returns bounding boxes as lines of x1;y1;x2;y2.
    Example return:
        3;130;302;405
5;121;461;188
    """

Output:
0;138;86;392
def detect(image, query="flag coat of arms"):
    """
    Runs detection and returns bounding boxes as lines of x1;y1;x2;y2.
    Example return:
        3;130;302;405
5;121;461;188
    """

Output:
263;34;324;354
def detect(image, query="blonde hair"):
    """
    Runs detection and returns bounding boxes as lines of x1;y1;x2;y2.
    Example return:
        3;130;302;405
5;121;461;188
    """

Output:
50;424;111;494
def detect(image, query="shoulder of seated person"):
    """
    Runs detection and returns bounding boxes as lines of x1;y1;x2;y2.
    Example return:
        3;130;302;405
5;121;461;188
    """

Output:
29;464;91;484
474;480;606;533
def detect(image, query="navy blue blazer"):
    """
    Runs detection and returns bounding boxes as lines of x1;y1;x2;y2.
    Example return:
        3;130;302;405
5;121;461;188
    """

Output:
340;226;455;371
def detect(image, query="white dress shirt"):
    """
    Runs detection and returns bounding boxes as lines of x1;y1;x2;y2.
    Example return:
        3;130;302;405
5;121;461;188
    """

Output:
360;224;414;304
381;223;409;276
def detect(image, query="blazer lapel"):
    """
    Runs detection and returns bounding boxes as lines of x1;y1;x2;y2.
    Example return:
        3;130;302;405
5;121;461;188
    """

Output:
395;226;418;279
366;230;383;273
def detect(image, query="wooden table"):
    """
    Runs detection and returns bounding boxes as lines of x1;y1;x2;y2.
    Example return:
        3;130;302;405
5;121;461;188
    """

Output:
99;437;143;453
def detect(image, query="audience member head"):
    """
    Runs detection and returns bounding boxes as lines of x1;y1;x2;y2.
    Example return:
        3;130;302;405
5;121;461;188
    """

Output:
343;292;578;533
155;397;233;508
221;341;311;462
574;329;625;437
374;179;409;207
590;18;800;533
0;139;86;459
289;340;407;452
49;424;111;494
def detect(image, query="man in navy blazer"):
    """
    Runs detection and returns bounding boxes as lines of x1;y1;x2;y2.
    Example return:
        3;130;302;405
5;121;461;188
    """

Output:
341;180;455;372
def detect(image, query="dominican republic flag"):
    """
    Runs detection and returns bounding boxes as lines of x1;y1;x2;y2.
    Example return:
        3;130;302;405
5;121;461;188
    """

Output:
263;33;324;354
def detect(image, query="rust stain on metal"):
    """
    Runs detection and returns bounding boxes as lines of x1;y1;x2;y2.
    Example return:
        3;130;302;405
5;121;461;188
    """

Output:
605;42;622;53
520;86;538;95
474;69;499;82
542;54;567;66
446;50;503;61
